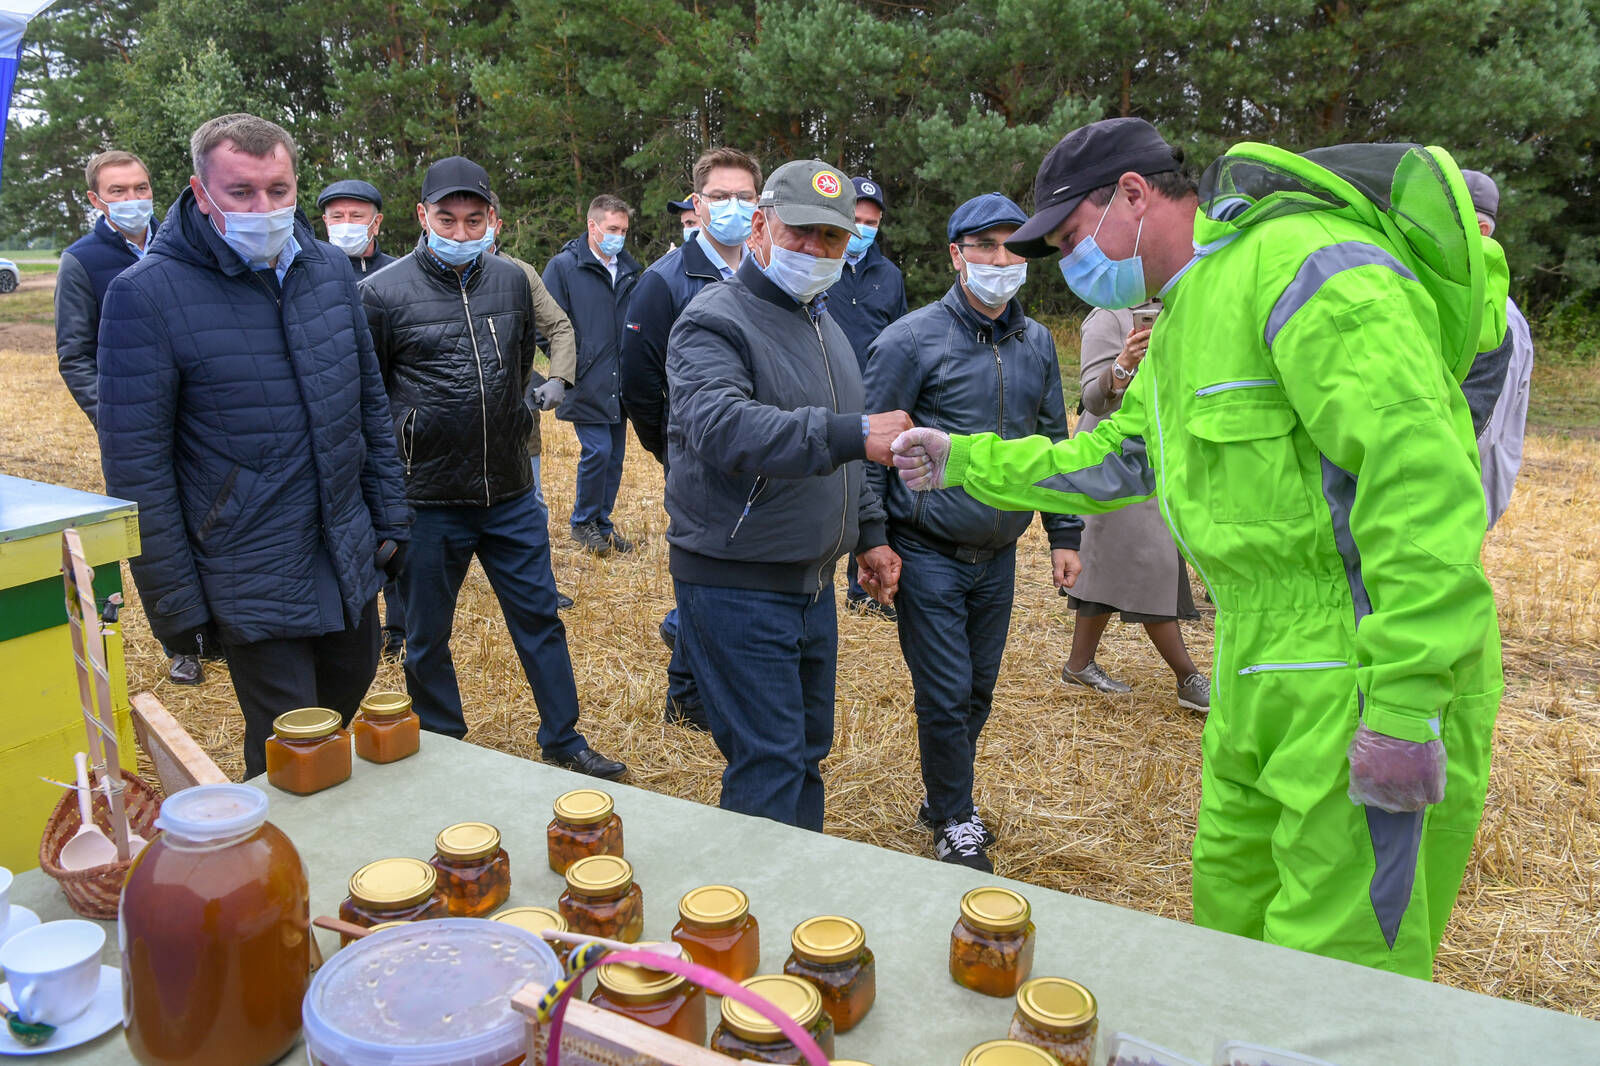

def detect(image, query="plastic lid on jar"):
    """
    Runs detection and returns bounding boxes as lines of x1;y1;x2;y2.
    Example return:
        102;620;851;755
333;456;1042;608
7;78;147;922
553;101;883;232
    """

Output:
790;915;865;963
959;886;1031;934
153;784;269;844
349;858;438;909
720;974;822;1042
679;885;749;928
435;822;502;862
960;1040;1059;1066
273;707;342;740
565;854;632;896
552;788;615;826
359;691;412;718
1015;976;1096;1032
596;945;686;1001
302;917;561;1066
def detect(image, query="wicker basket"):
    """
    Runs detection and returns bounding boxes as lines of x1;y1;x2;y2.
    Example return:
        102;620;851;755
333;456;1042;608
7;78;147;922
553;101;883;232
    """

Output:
36;773;163;920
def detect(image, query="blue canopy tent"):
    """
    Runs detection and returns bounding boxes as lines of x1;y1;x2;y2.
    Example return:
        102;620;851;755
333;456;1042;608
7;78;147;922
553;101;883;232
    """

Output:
0;1;56;181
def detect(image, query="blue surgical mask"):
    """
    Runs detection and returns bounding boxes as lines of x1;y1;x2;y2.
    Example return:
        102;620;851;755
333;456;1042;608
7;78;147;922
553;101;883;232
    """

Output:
682;225;699;245
704;197;756;245
760;241;845;302
961;254;1028;309
1057;188;1147;309
427;226;495;266
104;198;153;235
200;181;296;267
594;231;625;258
846;225;877;257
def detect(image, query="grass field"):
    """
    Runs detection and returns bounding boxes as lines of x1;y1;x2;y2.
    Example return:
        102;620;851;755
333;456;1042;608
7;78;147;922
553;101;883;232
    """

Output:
3;274;1597;1019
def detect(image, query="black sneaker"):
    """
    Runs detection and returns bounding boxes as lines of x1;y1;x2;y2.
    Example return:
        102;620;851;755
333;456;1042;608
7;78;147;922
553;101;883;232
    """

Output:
168;653;203;685
934;816;993;872
918;802;996;847
557;591;575;610
848;596;898;623
570;521;613;555
607;530;636;554
664;694;711;732
544;746;626;781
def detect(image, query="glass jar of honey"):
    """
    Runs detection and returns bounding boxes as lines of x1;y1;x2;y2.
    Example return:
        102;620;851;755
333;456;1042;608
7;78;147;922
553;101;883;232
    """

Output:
547;788;624;873
960;1039;1060;1066
558;854;644;942
672;885;760;987
710;974;835;1062
1008;977;1098;1066
492;905;570;956
950;886;1035;997
339;858;450;944
781;915;874;1033
589;948;708;1044
264;708;351;795
352;691;420;764
429;821;511;918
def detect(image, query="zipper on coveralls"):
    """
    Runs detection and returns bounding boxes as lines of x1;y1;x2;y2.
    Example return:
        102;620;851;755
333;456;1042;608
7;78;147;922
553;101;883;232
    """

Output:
460;285;491;506
1237;660;1353;676
1194;379;1276;397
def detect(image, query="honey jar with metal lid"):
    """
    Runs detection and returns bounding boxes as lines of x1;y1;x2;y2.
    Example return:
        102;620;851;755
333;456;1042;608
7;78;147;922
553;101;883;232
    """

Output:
558;854;644;942
588;944;708;1044
352;690;420;764
547;787;624;873
1007;977;1098;1066
950;886;1035;997
337;857;449;944
672;885;760;987
961;1039;1060;1066
492;905;569;953
781;914;875;1033
710;973;836;1062
429;821;511;918
264;707;352;795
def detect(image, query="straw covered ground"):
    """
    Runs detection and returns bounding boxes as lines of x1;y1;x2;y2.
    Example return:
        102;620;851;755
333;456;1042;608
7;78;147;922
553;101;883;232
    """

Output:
2;316;1596;1018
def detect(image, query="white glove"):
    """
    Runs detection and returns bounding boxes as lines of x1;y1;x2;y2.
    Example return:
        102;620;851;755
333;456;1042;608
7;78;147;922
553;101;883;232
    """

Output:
891;427;952;491
532;379;566;411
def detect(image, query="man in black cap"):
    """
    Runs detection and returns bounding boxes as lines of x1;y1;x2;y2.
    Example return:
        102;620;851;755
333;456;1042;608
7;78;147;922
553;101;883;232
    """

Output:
317;179;396;276
360;155;625;781
667;196;698;250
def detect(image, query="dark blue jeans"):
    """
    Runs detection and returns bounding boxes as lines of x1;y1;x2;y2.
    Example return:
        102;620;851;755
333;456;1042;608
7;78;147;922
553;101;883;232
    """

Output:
891;534;1016;823
402;489;586;757
571;420;626;533
675;579;836;831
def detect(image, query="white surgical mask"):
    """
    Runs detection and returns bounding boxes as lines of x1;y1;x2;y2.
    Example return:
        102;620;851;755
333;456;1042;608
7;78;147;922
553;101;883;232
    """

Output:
761;242;845;302
326;222;372;256
103;198;153;236
960;253;1027;309
682;225;699;245
200;181;295;267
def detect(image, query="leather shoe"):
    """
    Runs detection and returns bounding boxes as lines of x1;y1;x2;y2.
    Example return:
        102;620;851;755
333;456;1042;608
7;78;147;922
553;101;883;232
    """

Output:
168;653;203;685
658;619;676;652
558;590;575;610
545;746;626;781
664;694;711;732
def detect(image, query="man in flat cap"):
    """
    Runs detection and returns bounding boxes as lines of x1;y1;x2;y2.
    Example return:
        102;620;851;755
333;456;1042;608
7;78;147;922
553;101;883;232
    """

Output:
892;119;1505;979
664;158;911;829
318;179;396;276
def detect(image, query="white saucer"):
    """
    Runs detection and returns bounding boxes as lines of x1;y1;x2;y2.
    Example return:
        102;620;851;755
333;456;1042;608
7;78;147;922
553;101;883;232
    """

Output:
0;965;121;1055
0;908;39;950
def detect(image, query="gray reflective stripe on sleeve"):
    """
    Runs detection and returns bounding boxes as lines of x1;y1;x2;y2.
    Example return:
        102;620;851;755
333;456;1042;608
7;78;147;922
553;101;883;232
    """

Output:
1265;242;1418;348
1032;435;1155;501
1321;455;1373;627
1365;805;1425;949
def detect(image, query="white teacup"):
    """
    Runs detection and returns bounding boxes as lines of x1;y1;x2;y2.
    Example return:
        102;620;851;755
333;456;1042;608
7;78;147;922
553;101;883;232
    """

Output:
0;919;105;1025
0;866;11;930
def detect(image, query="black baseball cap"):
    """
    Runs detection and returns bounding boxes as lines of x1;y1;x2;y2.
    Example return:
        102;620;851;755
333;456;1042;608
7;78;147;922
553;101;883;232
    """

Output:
421;156;493;205
1006;118;1181;258
316;179;383;211
852;176;886;211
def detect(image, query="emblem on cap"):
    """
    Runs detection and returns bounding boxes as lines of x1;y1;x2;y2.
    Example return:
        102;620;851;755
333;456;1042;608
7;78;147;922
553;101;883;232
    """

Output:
813;172;843;198
861;182;876;194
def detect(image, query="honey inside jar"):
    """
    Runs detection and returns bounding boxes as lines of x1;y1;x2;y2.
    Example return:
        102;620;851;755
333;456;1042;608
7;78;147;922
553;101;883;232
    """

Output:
547;788;624;873
589;949;707;1044
264;707;351;795
960;1039;1060;1066
949;886;1035;998
781;915;875;1033
558;854;644;942
352;690;420;764
672;885;760;987
429;821;511;918
1007;977;1098;1066
338;857;450;944
710;974;836;1063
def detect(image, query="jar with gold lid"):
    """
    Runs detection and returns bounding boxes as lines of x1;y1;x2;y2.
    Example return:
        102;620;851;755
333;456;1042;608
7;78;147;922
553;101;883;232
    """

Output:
961;1039;1059;1066
351;691;420;764
672;885;760;987
558;854;644;942
547;788;624;873
428;821;511;918
709;973;835;1062
1007;977;1097;1066
588;946;708;1044
337;858;449;944
492;905;570;955
950;886;1035;997
264;708;351;795
781;915;874;1033
830;1061;875;1066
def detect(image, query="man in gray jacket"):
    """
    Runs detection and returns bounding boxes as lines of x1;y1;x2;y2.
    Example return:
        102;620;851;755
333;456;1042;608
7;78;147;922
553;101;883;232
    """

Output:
665;159;911;830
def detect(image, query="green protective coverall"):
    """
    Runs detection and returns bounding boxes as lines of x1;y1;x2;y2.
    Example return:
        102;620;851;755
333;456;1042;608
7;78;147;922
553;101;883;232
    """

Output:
940;144;1506;978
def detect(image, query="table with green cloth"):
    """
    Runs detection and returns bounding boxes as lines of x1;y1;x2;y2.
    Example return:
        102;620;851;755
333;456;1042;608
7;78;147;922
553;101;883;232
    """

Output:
10;735;1598;1063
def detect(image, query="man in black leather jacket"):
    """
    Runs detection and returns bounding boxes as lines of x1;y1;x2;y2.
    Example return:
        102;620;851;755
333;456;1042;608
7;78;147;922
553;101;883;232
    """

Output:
360;156;624;781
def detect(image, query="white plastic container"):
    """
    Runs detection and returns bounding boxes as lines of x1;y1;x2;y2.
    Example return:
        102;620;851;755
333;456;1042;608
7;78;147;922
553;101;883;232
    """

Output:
1103;1030;1207;1066
1213;1039;1342;1066
302;917;562;1065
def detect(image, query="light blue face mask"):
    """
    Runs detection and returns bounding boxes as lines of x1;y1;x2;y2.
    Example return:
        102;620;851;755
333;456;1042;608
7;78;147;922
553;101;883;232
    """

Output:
200;180;296;267
760;241;845;302
704;197;755;245
597;231;625;257
104;198;154;235
427;226;495;266
1057;188;1147;309
846;224;877;258
682;225;699;245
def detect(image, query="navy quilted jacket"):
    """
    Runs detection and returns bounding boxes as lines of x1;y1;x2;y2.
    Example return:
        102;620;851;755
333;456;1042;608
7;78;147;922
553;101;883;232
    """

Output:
541;236;641;424
97;190;411;647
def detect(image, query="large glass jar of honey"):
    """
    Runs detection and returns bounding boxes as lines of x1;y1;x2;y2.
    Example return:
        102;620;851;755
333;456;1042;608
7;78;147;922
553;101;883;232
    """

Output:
781;915;874;1033
339;858;449;944
558;854;644;942
589;949;708;1044
950;886;1035;997
547;788;623;873
672;885;760;986
710;974;835;1063
1007;977;1098;1066
960;1039;1060;1066
121;784;310;1066
429;821;511;917
352;690;420;764
264;708;351;795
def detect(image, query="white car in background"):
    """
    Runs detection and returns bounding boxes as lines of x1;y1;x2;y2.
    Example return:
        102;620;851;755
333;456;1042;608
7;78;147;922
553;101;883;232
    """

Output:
0;259;18;293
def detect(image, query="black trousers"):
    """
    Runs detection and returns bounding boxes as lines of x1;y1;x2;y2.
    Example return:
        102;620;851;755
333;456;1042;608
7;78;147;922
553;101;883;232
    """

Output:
223;598;380;778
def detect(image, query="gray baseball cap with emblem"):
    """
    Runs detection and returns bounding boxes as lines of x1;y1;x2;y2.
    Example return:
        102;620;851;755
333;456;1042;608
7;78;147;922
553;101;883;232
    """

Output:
758;160;861;235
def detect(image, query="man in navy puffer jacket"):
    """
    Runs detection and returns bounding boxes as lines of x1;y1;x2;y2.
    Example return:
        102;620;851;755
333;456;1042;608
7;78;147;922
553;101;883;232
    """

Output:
98;113;411;778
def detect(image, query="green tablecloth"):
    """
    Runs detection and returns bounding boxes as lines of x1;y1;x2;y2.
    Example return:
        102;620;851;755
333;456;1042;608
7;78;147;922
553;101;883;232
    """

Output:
10;735;1598;1064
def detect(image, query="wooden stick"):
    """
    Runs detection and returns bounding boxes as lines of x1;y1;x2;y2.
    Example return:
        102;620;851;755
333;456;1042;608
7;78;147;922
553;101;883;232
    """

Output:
540;930;687;960
63;530;131;861
312;916;374;941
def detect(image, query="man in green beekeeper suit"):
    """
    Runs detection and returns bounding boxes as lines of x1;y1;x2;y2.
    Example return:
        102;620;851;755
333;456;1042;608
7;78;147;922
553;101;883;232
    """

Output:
892;119;1506;979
